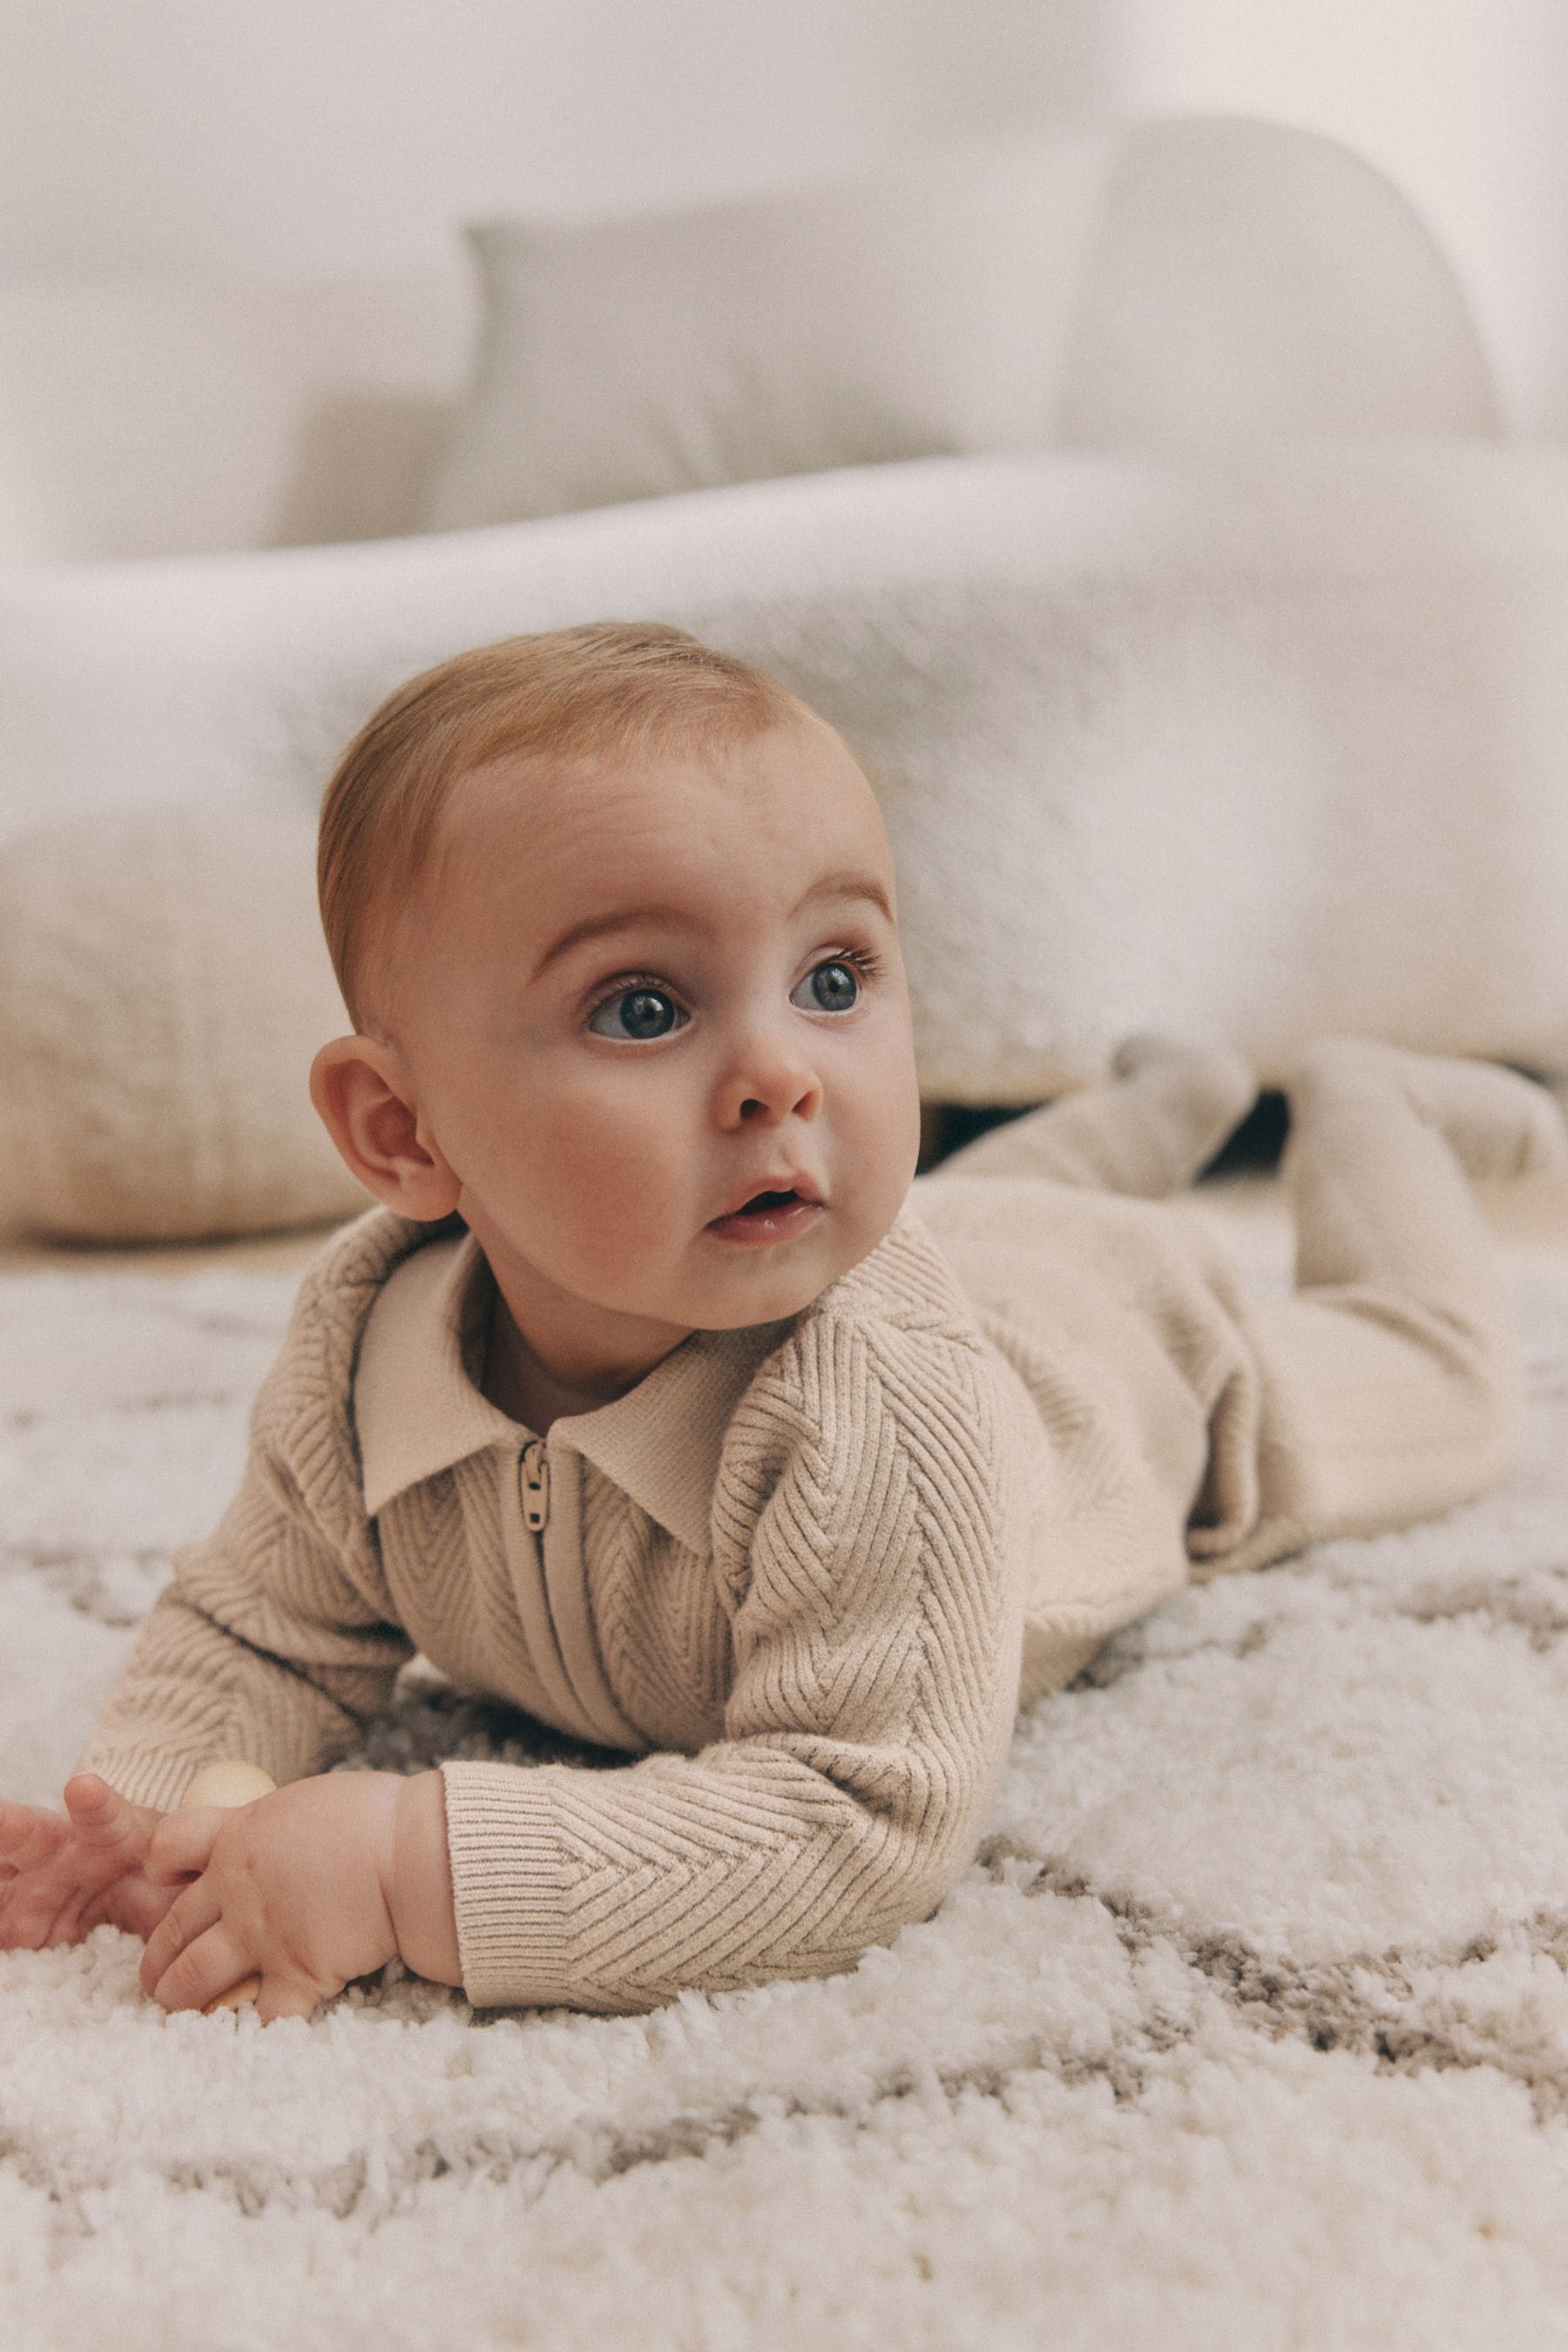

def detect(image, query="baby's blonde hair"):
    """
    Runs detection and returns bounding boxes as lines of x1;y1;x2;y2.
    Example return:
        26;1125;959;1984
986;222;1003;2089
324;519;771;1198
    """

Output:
318;621;814;1032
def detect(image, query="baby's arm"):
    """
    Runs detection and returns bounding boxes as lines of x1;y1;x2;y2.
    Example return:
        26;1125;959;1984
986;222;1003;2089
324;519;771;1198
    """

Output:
8;1256;416;1985
77;1275;416;1814
3;1465;412;1970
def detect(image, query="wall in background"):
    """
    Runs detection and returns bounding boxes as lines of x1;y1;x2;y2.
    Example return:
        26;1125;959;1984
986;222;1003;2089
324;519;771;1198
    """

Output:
0;0;1115;276
1;0;1562;428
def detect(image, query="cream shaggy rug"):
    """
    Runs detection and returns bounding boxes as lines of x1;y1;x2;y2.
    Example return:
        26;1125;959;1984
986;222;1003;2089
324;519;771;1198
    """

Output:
5;1186;1568;2350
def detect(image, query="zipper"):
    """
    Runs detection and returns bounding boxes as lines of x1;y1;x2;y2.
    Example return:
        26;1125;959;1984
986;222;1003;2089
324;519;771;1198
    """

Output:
521;1438;551;1531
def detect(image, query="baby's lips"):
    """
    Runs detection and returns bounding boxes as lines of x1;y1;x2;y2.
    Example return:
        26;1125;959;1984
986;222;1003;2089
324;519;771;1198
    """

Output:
711;1172;825;1222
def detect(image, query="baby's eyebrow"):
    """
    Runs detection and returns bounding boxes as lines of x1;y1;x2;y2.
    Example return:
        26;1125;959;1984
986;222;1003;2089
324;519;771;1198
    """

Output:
534;905;693;981
802;874;895;929
530;871;893;984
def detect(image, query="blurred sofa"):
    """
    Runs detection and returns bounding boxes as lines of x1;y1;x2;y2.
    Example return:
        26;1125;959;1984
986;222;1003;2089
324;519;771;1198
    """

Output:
0;114;1503;567
6;112;1568;1243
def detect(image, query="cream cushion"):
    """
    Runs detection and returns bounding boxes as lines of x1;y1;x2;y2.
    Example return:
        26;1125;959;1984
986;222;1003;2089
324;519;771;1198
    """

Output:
425;126;1119;530
0;808;368;1242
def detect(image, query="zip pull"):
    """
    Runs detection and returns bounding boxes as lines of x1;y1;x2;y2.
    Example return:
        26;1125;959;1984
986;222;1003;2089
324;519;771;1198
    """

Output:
520;1438;551;1531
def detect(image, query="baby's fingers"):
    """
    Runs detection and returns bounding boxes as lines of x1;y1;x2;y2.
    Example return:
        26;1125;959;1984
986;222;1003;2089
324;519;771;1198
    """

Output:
0;1799;67;1870
0;1805;71;1948
0;1849;75;1950
253;1976;324;2026
145;1917;253;2016
61;1774;151;1861
145;1808;223;1886
0;1785;167;1950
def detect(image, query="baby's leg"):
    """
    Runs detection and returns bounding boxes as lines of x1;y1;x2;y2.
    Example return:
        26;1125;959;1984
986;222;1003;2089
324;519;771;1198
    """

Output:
935;1037;1256;1196
1233;1037;1567;1551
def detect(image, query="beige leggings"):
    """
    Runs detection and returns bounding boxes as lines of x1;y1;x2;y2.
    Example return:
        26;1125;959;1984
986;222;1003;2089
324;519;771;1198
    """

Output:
936;1044;1531;1564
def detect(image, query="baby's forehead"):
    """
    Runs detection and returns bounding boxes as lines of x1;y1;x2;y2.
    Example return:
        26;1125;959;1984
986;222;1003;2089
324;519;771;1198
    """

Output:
429;751;745;902
377;731;893;1034
436;720;885;889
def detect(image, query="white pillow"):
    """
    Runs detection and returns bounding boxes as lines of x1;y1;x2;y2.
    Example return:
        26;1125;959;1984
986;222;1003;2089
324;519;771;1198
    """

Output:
424;126;1119;531
0;808;368;1242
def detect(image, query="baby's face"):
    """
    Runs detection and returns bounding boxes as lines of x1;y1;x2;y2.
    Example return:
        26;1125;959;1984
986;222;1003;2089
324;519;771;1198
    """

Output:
384;714;923;1347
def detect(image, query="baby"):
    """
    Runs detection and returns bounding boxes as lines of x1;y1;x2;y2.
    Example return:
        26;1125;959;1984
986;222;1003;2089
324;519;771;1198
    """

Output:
3;620;1563;2023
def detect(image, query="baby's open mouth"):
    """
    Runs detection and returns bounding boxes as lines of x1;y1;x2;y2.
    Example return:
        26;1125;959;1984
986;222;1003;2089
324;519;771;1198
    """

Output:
707;1183;823;1242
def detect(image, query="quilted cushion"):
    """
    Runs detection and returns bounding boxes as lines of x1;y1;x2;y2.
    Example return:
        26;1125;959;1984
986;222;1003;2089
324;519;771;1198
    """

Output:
0;808;367;1240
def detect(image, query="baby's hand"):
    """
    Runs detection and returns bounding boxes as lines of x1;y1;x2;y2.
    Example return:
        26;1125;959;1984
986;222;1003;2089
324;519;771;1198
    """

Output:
0;1774;176;1950
139;1771;404;2024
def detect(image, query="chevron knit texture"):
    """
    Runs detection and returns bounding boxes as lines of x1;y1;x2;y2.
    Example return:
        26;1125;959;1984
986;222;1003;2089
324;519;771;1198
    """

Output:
78;1200;1044;2011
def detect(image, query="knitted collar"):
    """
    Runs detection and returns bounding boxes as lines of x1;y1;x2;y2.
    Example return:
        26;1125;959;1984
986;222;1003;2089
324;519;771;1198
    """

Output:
352;1227;799;1554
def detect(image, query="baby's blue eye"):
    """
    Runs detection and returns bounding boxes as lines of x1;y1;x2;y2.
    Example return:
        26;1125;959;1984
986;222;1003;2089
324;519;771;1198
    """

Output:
587;987;685;1041
790;960;861;1014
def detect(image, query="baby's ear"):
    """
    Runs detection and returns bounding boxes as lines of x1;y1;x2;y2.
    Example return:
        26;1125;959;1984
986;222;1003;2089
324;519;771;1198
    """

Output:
308;1037;461;1220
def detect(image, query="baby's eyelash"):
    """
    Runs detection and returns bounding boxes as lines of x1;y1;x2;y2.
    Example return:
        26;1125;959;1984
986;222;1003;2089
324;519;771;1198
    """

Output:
582;970;690;1026
583;946;884;1022
829;947;884;981
585;970;672;1012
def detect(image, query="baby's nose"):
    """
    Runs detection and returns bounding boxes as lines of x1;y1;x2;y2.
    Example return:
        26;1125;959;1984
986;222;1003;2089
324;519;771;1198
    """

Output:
722;1034;822;1126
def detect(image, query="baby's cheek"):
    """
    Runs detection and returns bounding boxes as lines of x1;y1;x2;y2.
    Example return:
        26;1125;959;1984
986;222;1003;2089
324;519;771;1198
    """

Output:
858;1052;923;1193
544;1100;679;1240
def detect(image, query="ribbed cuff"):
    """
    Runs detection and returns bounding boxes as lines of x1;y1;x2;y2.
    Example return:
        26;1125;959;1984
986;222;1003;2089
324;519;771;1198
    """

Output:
71;1747;208;1812
438;1760;579;2009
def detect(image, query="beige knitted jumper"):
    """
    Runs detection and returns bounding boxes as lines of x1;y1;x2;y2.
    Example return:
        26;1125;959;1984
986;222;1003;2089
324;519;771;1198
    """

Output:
76;1159;1316;2013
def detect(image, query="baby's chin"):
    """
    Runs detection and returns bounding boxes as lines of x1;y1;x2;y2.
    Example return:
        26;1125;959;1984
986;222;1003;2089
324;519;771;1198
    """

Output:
684;1204;896;1326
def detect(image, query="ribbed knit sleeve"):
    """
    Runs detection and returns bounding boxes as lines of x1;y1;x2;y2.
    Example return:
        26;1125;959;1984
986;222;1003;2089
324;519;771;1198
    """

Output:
78;1214;420;1811
439;1313;1027;2012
